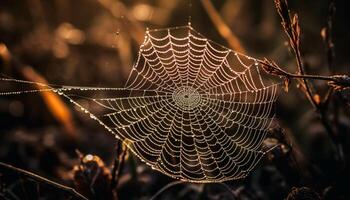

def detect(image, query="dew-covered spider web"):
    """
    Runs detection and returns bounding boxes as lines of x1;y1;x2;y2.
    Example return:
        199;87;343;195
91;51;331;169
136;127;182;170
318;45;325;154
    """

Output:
0;25;280;183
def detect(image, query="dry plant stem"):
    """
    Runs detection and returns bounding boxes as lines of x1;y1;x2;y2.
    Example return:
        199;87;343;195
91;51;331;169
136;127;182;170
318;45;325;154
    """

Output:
150;181;238;200
116;144;127;183
323;0;336;73
149;181;184;200
283;19;317;107
110;140;126;190
293;47;318;108
259;60;339;82
110;140;127;196
274;0;318;107
319;0;345;168
274;0;345;163
322;0;341;137
110;143;121;190
327;3;346;155
201;0;246;53
0;162;88;200
260;58;346;162
290;59;340;162
0;43;77;140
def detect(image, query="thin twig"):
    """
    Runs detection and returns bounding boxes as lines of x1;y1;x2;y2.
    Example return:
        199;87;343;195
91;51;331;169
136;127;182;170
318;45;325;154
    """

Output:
258;60;348;83
110;143;121;190
111;140;126;190
275;0;317;108
260;58;347;162
0;162;88;200
294;45;318;107
116;145;127;184
322;1;344;157
149;181;184;200
269;0;346;163
322;0;336;73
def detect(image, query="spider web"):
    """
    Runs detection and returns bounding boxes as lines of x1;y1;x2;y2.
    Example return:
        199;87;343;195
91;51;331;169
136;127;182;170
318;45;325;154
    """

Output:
0;25;280;183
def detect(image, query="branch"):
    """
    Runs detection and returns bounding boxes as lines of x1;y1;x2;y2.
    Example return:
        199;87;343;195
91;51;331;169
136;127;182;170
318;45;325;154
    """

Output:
321;0;336;72
274;0;317;108
0;162;88;200
259;59;350;90
149;181;184;200
259;57;347;162
111;140;127;191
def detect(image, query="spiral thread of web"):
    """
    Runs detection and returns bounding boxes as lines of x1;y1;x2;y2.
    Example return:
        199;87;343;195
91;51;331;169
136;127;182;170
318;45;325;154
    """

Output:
90;26;279;182
0;25;279;183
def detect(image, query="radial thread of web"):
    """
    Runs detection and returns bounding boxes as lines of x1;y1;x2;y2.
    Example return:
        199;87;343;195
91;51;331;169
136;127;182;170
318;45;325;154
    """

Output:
0;25;280;183
90;25;280;183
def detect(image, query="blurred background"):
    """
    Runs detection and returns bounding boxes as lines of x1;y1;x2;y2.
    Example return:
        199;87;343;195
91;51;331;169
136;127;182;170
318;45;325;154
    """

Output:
0;0;350;199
